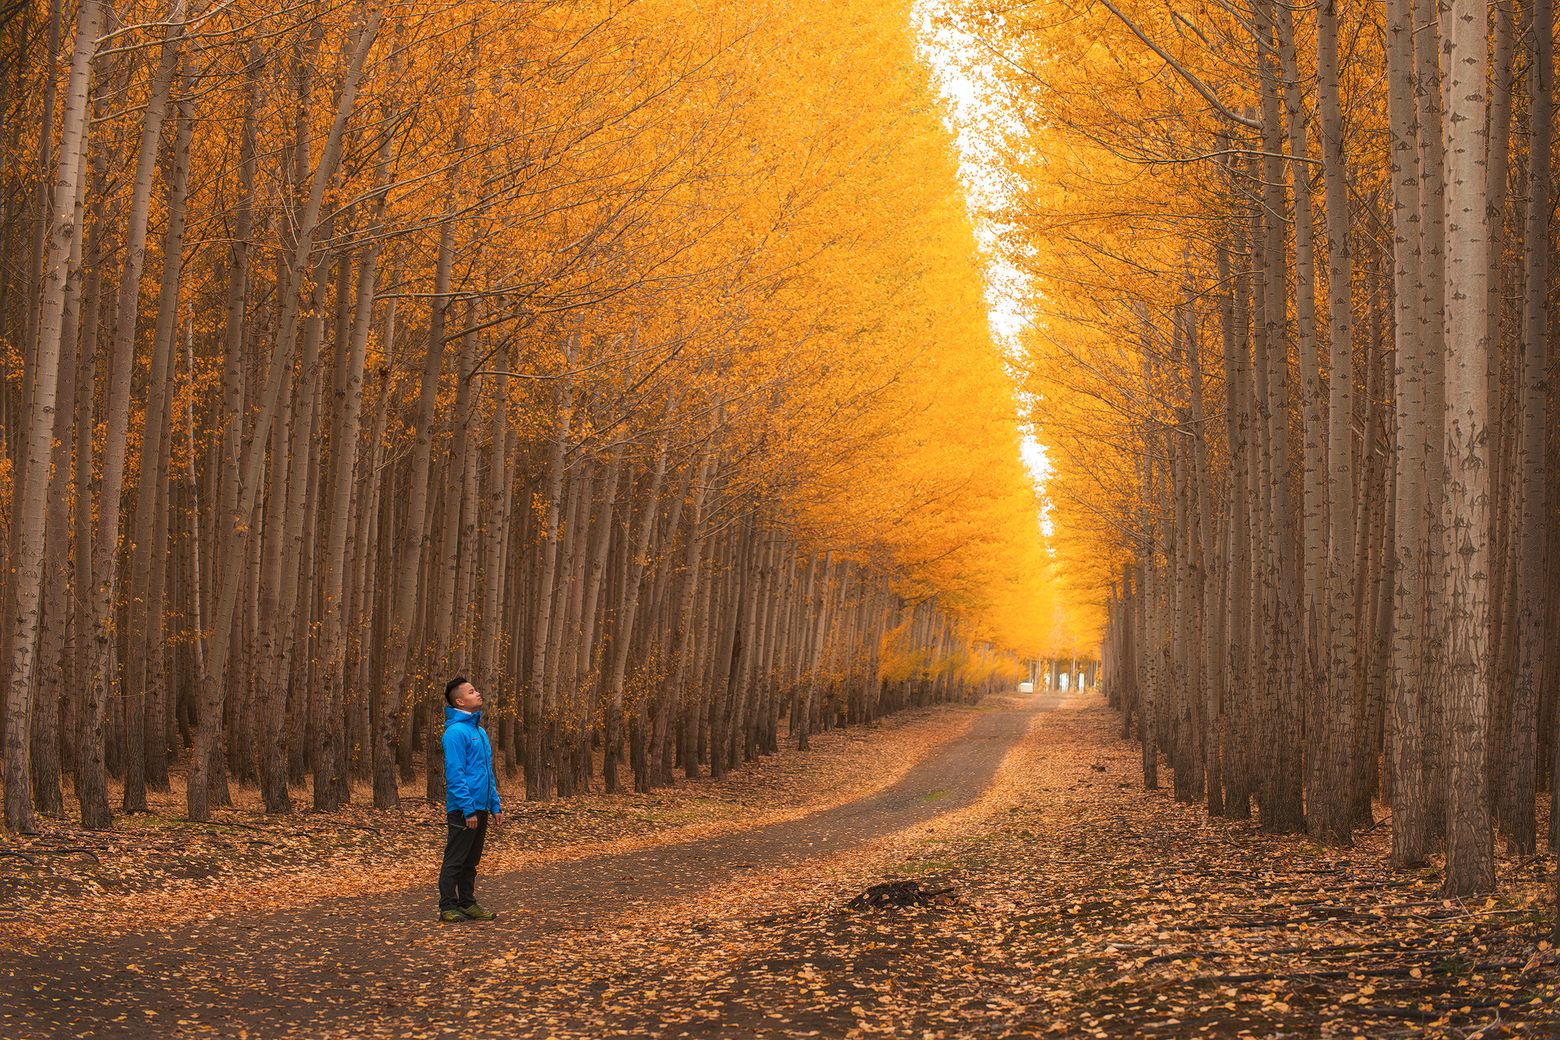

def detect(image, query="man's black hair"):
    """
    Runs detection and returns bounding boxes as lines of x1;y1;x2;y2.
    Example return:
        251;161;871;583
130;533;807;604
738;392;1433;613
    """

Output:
444;676;469;706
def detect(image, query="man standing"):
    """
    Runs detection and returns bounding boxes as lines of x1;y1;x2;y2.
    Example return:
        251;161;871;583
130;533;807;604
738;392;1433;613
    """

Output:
438;676;503;923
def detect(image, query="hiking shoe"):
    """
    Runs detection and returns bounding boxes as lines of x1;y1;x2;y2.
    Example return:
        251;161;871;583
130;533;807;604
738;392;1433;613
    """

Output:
439;908;468;923
459;902;497;921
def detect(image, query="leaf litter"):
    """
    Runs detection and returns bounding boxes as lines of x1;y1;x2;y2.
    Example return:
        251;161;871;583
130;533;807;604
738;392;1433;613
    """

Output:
2;695;1554;1039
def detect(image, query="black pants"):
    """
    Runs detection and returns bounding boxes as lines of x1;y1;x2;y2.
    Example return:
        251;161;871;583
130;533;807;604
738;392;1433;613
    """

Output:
439;809;488;910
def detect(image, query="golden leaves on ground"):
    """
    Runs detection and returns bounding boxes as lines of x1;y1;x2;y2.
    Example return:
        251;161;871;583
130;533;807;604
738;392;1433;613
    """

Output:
0;705;972;951
6;696;1552;1038
488;699;1555;1038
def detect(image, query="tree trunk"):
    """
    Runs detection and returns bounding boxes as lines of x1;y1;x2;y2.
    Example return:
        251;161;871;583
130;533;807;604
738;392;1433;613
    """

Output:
123;76;193;815
2;0;99;834
191;11;381;822
80;1;186;830
1503;0;1551;859
526;374;571;800
1385;0;1434;867
602;436;668;792
1439;0;1495;896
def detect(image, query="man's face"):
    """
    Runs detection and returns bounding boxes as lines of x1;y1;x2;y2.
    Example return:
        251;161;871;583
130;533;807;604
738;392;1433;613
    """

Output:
453;682;483;711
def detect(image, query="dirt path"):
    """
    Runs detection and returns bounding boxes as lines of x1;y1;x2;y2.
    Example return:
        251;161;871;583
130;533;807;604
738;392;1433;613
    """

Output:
0;694;1056;1039
7;692;1554;1040
492;698;1556;1040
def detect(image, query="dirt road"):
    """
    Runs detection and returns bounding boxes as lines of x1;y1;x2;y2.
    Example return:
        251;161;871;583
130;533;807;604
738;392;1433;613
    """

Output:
2;694;1055;1039
8;691;1554;1039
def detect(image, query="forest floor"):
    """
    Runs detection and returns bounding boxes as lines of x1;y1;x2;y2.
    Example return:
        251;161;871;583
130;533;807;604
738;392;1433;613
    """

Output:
2;692;1557;1040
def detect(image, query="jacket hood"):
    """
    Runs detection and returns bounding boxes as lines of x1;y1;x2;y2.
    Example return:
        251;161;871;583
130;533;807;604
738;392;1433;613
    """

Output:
443;705;483;728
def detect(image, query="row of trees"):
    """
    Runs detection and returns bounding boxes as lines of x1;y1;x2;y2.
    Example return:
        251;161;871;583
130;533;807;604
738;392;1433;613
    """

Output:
0;0;1058;832
942;0;1558;911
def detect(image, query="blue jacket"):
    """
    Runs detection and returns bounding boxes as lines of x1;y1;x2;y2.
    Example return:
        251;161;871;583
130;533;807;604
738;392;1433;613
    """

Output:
442;706;502;817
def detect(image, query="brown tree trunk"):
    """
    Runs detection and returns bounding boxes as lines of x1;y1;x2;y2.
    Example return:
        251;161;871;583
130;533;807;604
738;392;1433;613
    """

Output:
191;11;381;822
2;0;99;834
1502;0;1551;859
1439;0;1495;896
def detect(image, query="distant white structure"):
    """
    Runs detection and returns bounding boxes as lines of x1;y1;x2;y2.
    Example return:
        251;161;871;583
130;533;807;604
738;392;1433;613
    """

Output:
1018;681;1034;694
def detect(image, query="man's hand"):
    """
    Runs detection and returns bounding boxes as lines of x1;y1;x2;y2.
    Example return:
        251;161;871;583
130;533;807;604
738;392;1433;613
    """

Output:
490;812;503;830
465;815;479;829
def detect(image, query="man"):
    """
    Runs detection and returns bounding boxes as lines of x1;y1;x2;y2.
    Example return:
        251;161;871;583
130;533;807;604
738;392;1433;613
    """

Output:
438;676;503;923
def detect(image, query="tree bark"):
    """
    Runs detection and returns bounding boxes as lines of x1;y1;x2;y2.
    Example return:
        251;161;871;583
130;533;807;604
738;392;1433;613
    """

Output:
191;11;381;822
1503;0;1551;859
2;0;99;834
1439;0;1495;896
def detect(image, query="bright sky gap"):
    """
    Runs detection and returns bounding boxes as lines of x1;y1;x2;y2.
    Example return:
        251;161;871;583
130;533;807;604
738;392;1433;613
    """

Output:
912;1;1055;539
